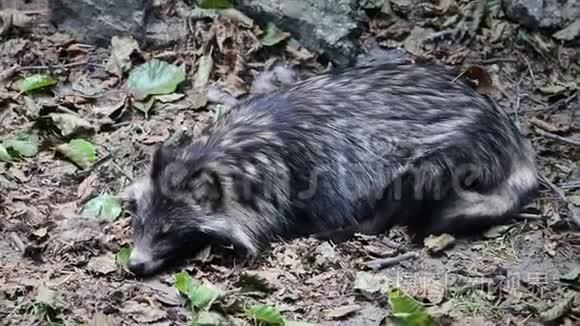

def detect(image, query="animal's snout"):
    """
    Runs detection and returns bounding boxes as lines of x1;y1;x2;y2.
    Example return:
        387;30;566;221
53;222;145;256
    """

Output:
127;260;147;275
127;247;162;276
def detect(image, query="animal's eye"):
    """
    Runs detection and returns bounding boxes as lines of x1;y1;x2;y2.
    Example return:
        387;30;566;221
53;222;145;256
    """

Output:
125;198;138;213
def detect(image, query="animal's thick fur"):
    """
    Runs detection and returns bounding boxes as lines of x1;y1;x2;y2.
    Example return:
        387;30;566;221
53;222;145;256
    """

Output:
123;62;539;275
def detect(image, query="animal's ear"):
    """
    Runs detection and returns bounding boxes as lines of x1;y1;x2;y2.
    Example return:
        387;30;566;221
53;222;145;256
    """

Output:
150;145;169;179
188;168;223;209
160;162;223;209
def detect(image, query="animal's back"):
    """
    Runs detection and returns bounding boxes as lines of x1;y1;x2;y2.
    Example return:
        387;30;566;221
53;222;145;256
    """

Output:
205;62;538;239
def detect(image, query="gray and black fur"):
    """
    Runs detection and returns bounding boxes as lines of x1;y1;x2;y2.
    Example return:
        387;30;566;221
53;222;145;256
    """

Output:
122;62;539;275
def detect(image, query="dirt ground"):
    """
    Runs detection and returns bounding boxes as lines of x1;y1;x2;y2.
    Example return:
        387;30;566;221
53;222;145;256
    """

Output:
1;2;580;326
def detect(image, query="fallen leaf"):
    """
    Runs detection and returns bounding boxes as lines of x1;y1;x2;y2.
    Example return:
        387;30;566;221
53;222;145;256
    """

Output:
22;96;40;118
424;233;455;254
87;312;114;326
19;74;57;94
82;194;123;222
56;138;97;170
314;241;337;266
485;0;503;18
326;304;361;319
71;75;105;97
260;22;291;47
353;271;393;298
143;279;183;306
195;311;229;325
403;26;433;56
173;271;221;311
199;0;234;9
87;253;117;275
121;301;166;323
245;304;285;326
49;113;94;137
32;227;48;239
539;293;575;322
483;225;511;239
194;53;214;90
116;246;131;269
35;286;64;309
3;132;39;158
93;96;127;118
155;93;185;103
238;270;279;293
0;144;11;161
461;65;495;95
77;174;97;202
560;270;579;283
426;299;454;319
553;18;580;41
537;82;577;95
387;288;438;326
132;96;156;114
106;35;140;78
127;59;186;101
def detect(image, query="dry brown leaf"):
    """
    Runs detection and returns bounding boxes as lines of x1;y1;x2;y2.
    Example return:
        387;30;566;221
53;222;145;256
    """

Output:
461;65;495;96
325;304;361;319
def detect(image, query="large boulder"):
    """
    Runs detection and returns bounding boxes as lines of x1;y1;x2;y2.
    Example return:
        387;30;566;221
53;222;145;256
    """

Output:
504;0;580;30
237;0;362;67
48;0;150;46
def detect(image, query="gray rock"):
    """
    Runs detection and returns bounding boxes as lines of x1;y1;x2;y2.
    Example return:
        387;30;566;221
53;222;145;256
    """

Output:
145;16;188;48
48;0;150;46
504;0;580;30
237;0;362;67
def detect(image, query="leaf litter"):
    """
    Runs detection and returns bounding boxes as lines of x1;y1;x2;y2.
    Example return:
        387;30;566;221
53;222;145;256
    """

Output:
1;1;580;325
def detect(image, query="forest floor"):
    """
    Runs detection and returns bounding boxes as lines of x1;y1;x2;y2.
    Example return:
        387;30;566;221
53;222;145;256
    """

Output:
1;1;579;325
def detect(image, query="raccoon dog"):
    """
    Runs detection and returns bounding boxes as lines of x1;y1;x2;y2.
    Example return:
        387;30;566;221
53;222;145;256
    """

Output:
122;62;538;275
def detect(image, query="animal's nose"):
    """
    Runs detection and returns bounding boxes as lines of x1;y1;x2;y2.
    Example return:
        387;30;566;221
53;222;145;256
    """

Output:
128;260;146;275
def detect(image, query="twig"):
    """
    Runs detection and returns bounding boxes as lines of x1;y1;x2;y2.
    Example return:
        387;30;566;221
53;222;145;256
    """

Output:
364;251;418;271
9;232;26;253
507;92;578;115
110;161;134;182
516;213;543;220
469;58;518;65
535;128;580;147
540;174;580;229
518;52;536;86
17;60;94;71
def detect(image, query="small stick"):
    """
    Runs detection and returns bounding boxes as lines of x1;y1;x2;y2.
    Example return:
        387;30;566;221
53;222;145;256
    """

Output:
535;128;580;147
516;213;543;220
469;58;518;65
541;174;580;229
364;251;418;271
18;60;94;71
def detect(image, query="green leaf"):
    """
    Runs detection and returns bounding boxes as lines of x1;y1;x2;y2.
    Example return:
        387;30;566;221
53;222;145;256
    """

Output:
198;0;234;9
387;289;439;326
244;304;285;326
260;22;291;47
82;194;123;222
56;138;97;170
127;59;186;101
20;74;58;93
173;271;221;311
0;144;11;161
116;246;132;268
194;311;229;325
485;0;503;18
3;132;39;157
